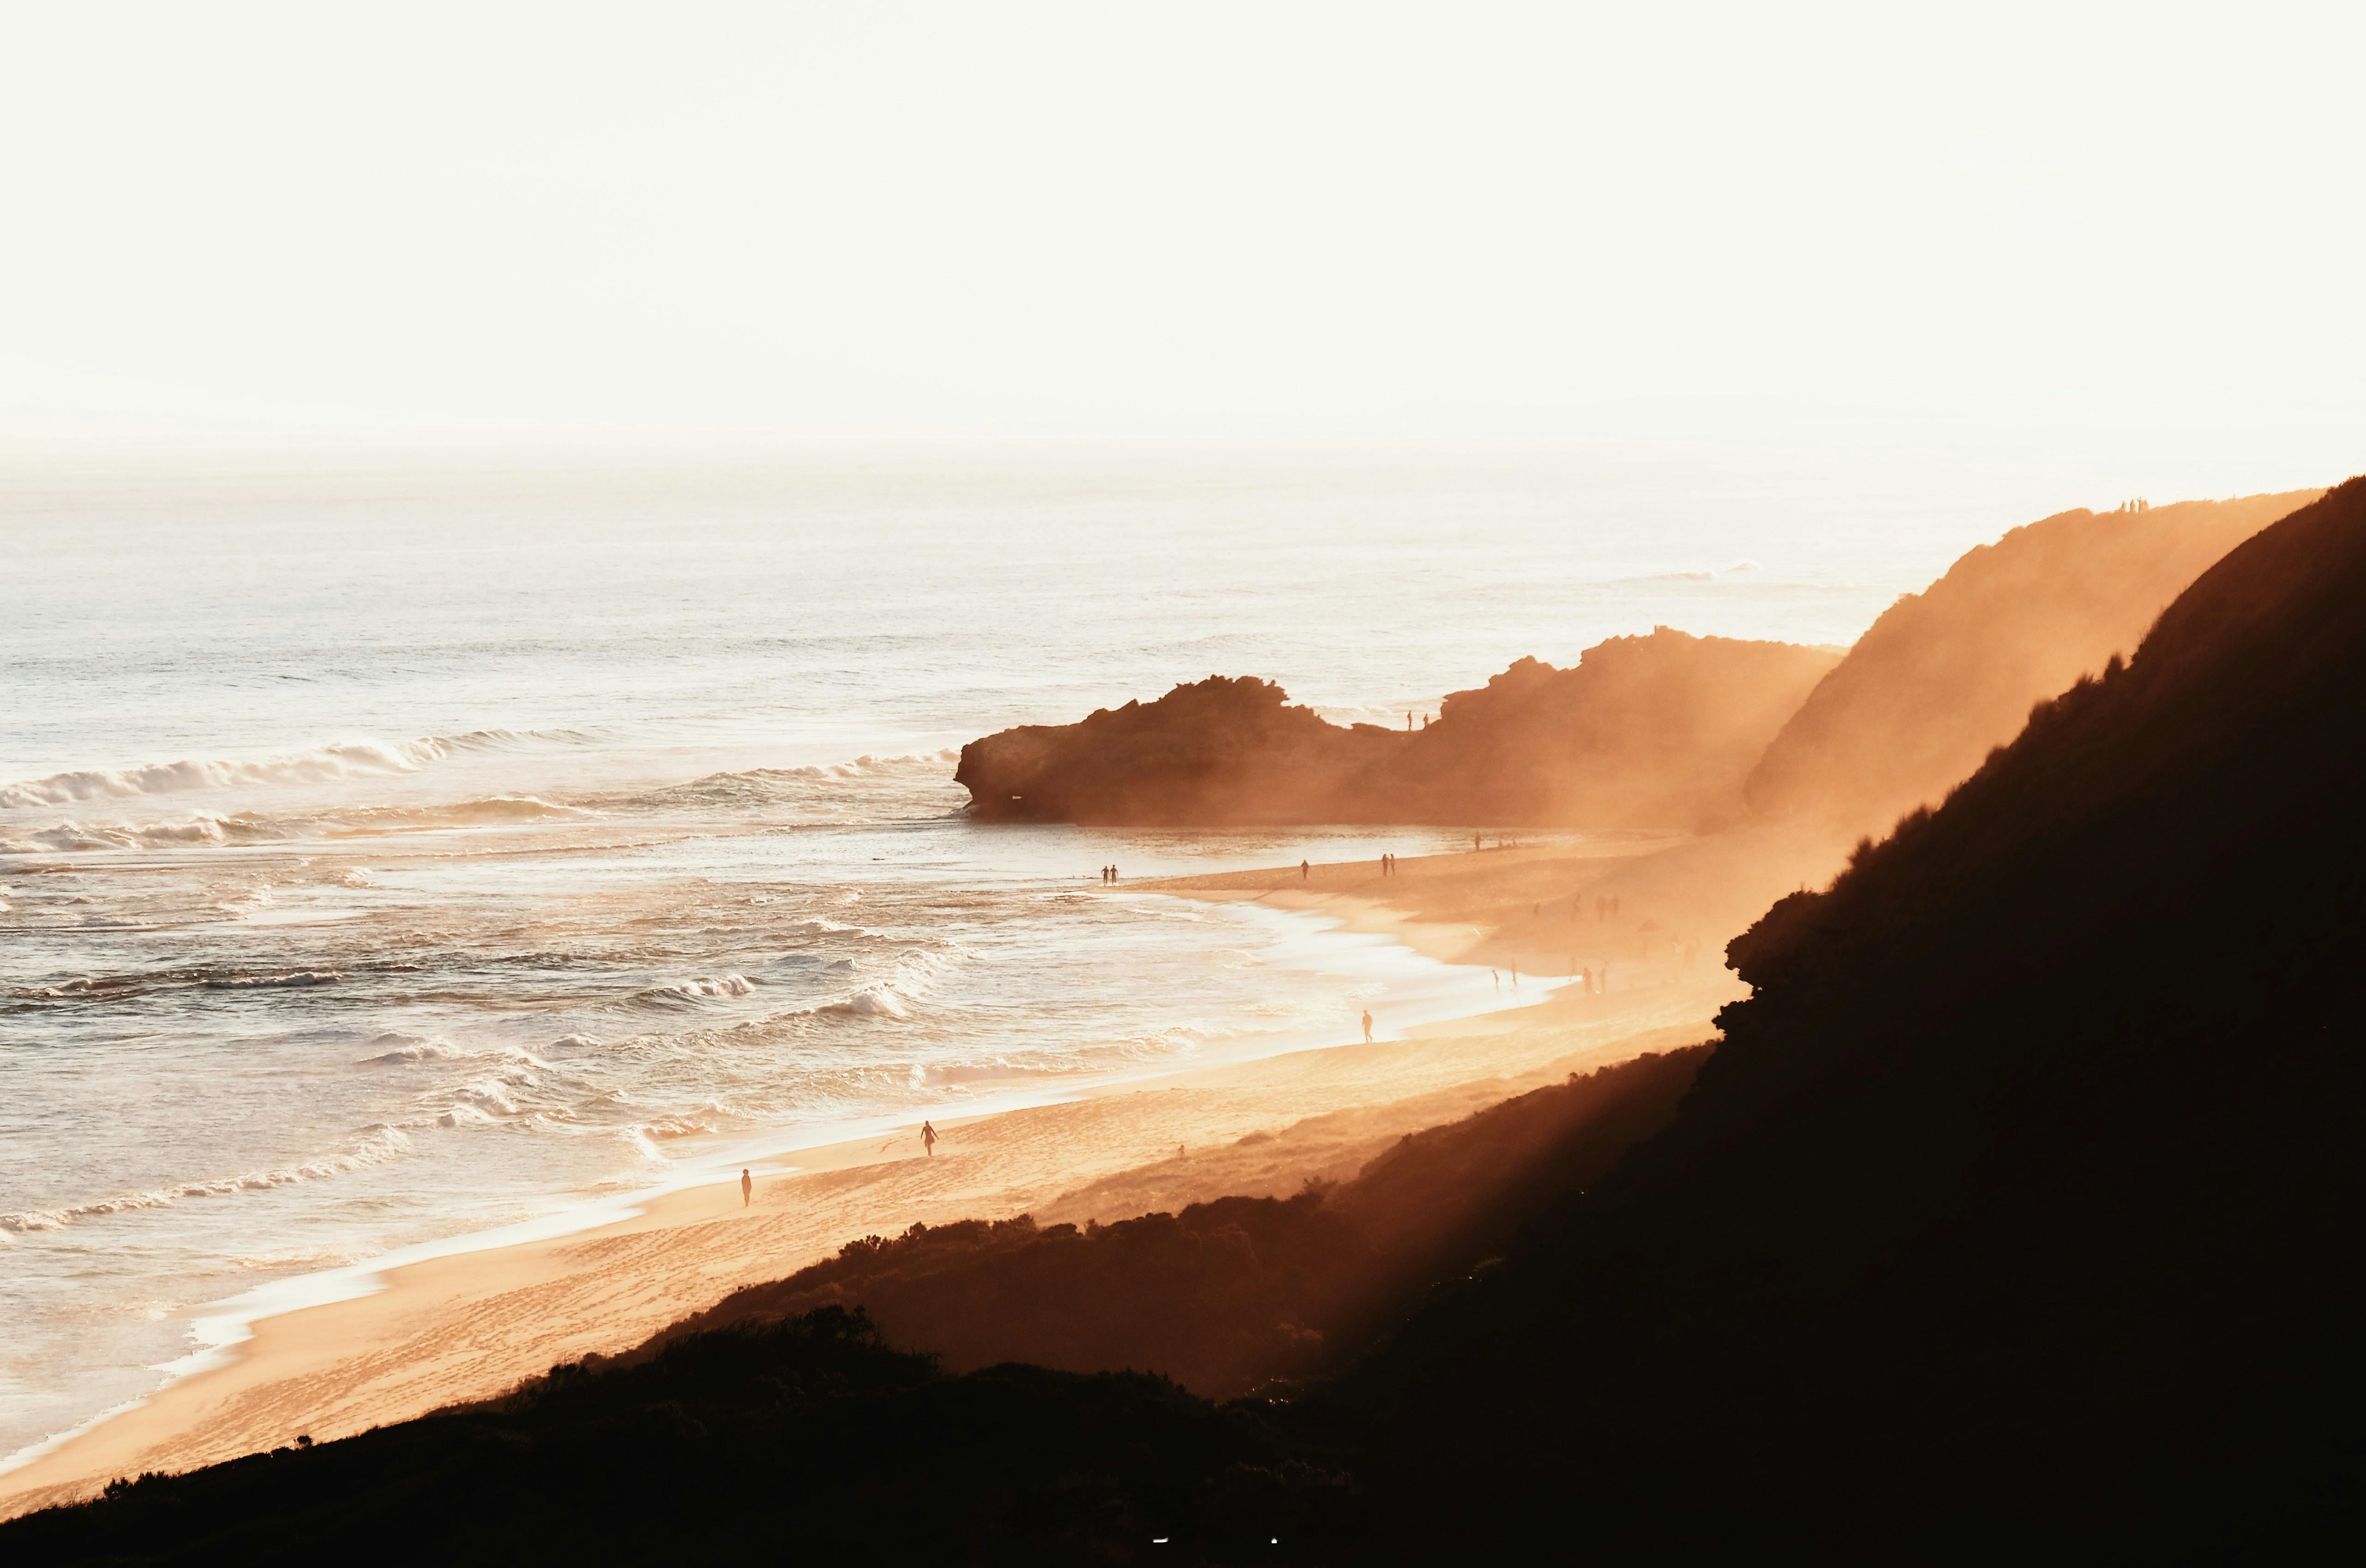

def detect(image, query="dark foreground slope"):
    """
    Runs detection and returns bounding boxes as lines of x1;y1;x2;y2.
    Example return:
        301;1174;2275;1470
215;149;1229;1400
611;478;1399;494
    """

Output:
619;1047;1707;1400
1320;477;2366;1557
3;1053;1708;1566
958;629;1836;828
1745;487;2318;834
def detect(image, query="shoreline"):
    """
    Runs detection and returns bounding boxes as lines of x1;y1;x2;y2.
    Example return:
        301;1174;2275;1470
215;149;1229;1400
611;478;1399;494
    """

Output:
0;842;1744;1519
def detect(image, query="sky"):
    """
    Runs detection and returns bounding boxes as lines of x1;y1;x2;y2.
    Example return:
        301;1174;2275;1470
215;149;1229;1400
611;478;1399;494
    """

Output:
1;1;2359;486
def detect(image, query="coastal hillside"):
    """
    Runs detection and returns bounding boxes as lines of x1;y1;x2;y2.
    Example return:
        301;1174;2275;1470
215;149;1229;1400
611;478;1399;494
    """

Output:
1326;476;2366;1556
1743;487;2319;833
1357;628;1837;827
956;629;1838;829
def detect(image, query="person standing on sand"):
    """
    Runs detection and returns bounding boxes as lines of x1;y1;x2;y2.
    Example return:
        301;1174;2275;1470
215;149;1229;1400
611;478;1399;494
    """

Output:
921;1120;938;1157
740;1168;752;1206
1300;859;1309;881
1491;969;1500;991
1361;1007;1374;1043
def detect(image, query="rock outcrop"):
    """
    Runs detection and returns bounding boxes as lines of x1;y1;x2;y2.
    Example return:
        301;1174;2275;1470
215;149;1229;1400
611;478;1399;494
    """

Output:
956;629;1841;830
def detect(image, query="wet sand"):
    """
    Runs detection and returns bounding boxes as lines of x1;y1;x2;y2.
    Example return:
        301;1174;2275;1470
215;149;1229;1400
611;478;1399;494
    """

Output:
0;842;1765;1518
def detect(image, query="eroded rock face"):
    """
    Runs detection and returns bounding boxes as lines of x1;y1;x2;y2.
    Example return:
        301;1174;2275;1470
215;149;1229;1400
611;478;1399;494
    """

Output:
1743;488;2321;837
1363;629;1840;829
955;629;1841;829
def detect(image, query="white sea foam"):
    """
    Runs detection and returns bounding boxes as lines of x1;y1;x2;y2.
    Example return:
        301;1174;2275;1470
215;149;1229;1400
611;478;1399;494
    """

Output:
0;1126;412;1235
640;973;757;1005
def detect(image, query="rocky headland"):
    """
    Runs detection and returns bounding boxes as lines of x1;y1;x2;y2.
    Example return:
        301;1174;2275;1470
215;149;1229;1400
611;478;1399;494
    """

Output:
956;628;1840;830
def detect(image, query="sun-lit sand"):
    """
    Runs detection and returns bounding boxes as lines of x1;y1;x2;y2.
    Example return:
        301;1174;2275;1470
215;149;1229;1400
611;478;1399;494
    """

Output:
0;842;1771;1518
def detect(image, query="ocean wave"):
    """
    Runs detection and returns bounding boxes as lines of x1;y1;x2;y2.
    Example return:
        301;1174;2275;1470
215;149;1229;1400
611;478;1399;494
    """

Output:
0;728;604;813
360;1034;458;1064
0;737;446;809
0;1125;412;1235
601;750;962;812
821;983;909;1019
206;970;342;989
0;795;596;856
635;973;758;1006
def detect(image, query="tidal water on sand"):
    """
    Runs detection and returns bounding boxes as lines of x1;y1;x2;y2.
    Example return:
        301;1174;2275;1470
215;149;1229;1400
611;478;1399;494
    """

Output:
0;446;2018;1465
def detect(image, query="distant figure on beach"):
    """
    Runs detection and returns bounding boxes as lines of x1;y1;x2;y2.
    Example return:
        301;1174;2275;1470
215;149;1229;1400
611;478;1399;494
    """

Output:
1300;859;1310;881
1110;866;1119;883
1473;833;1481;852
1361;1007;1374;1043
921;1120;938;1157
1581;966;1593;994
740;1168;751;1207
1491;969;1500;991
1511;965;1519;987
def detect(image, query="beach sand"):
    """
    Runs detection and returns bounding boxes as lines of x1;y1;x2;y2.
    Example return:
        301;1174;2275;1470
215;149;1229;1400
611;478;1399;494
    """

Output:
0;840;1778;1518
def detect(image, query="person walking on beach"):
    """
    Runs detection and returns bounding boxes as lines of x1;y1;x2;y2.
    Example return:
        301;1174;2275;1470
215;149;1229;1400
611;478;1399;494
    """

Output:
1300;859;1310;881
1491;969;1500;991
921;1120;938;1157
1361;1007;1374;1044
740;1168;752;1207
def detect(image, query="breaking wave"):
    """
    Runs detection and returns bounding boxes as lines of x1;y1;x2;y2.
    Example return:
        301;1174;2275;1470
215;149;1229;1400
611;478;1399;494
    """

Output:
635;974;758;1007
0;735;469;809
0;1125;413;1235
360;1034;458;1065
0;796;595;856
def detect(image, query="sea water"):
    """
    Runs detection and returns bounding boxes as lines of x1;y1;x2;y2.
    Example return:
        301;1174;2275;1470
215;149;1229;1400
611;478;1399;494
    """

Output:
0;445;2027;1466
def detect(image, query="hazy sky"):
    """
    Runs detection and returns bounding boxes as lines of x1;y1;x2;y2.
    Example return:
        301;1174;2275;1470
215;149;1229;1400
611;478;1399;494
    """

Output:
3;2;2359;482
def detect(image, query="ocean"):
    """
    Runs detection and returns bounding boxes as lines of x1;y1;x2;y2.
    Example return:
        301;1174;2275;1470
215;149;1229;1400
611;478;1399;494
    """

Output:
0;444;2020;1467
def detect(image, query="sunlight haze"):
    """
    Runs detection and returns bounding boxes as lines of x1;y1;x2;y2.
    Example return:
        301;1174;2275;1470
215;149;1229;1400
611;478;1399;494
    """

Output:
3;0;2359;485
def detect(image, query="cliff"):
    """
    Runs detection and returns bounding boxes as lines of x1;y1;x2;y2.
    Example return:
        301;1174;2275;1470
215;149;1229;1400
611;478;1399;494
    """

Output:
1326;476;2366;1556
1743;487;2320;834
956;629;1840;831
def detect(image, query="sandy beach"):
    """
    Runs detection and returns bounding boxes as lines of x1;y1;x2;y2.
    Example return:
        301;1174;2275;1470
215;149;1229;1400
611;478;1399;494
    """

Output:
0;843;1749;1518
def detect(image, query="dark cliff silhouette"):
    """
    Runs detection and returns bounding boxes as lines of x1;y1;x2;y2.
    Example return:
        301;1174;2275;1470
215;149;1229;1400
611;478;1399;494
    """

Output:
957;629;1838;829
1309;474;2366;1556
1744;486;2319;834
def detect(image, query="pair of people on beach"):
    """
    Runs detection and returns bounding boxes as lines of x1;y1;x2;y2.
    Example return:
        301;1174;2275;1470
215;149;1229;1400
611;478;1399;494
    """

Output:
1100;864;1120;884
1380;852;1397;877
743;1120;938;1209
